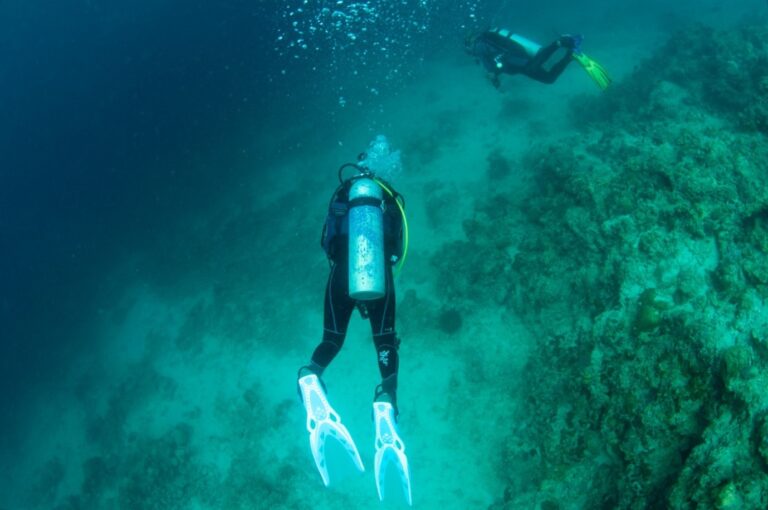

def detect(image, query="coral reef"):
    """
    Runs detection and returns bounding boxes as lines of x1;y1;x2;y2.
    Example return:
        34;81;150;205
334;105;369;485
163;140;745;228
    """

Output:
436;23;768;509
51;378;306;510
57;423;206;510
573;24;768;136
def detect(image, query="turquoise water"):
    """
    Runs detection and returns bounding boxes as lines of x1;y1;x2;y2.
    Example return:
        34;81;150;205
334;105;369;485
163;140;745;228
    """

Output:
2;1;767;509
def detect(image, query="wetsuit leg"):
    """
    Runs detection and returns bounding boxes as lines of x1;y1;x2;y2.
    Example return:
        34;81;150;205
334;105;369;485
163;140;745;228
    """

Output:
525;42;574;84
365;266;400;409
309;262;356;375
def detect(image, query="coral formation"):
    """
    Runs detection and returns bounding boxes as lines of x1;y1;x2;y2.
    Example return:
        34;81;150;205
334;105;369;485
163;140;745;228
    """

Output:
437;23;768;509
51;380;305;510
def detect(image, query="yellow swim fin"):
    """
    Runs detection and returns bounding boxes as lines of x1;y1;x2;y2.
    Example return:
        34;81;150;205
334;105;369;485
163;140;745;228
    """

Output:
572;51;612;90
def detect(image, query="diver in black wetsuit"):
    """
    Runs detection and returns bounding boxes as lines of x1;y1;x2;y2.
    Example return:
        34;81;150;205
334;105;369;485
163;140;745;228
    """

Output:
296;158;413;503
299;163;405;414
465;27;582;88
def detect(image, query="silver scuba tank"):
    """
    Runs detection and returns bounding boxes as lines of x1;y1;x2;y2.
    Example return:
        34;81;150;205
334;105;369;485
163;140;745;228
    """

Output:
509;33;542;57
492;28;542;58
348;177;386;300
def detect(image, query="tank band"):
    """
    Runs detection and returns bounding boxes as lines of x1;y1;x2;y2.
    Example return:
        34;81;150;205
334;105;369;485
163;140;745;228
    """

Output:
349;196;383;208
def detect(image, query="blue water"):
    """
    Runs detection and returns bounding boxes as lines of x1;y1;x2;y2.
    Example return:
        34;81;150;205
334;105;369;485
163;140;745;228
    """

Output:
1;1;766;508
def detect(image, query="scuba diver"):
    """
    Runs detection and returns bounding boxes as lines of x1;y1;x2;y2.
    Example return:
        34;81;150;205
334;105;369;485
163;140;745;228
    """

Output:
297;136;413;506
465;27;611;90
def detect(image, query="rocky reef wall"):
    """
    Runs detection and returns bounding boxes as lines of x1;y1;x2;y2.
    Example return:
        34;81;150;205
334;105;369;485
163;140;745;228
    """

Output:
435;24;768;509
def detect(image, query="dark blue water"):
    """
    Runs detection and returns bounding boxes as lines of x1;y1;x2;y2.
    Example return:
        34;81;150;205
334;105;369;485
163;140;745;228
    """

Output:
0;0;489;423
1;1;285;432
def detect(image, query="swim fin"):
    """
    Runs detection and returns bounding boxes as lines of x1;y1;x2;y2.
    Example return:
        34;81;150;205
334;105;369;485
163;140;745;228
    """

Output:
298;374;365;486
373;401;413;506
572;51;612;90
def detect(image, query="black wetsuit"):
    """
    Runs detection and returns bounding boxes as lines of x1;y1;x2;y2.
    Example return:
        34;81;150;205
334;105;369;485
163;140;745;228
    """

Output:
467;29;575;86
307;178;403;407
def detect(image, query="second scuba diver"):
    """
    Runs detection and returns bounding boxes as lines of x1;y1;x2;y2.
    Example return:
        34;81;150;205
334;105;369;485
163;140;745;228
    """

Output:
465;27;611;90
297;136;413;506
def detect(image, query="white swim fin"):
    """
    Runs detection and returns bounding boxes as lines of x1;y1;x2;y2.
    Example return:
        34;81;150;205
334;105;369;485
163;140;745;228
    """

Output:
373;401;412;506
298;373;365;486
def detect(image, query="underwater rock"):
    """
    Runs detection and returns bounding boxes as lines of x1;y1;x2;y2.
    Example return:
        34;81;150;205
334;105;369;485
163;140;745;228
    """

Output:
757;417;768;466
722;344;753;381
633;288;666;333
714;481;743;510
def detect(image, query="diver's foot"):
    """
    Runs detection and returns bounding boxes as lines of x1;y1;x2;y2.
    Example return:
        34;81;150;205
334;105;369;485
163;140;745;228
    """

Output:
298;361;325;379
297;363;326;400
298;366;315;379
374;391;393;404
374;385;399;420
558;34;583;51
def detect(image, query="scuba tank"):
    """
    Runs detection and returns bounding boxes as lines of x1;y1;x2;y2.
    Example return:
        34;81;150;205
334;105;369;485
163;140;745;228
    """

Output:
323;136;407;299
347;175;386;300
490;28;542;58
507;33;542;58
